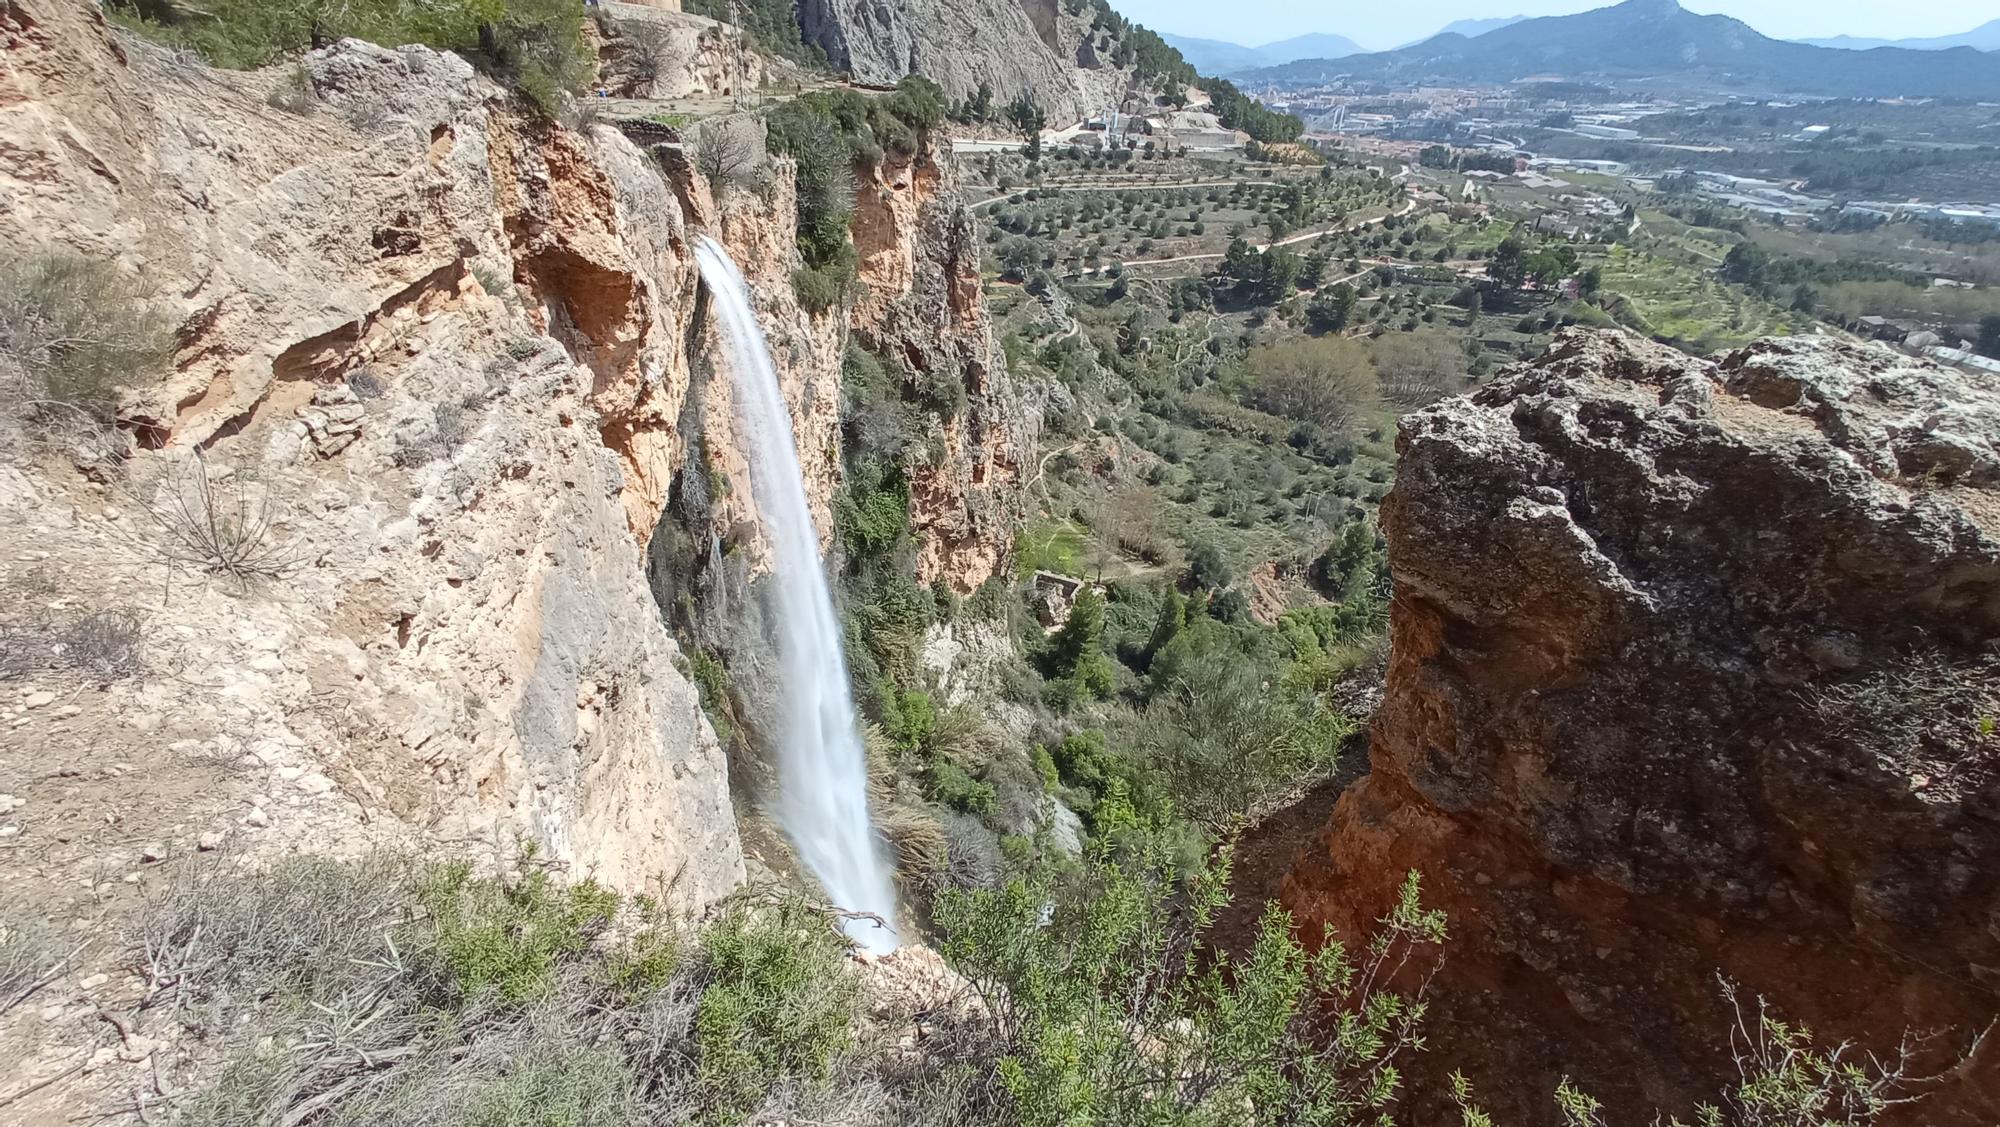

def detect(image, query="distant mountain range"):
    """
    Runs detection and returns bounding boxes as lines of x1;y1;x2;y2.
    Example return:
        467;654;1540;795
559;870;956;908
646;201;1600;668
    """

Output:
1235;0;2000;100
1159;31;1365;75
1164;20;1529;74
1796;19;2000;52
1398;15;1527;47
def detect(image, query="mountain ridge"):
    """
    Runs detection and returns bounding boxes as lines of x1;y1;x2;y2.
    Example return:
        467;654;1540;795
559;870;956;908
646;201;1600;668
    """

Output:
1161;30;1364;75
1796;18;2000;52
1234;0;2000;99
1392;15;1528;49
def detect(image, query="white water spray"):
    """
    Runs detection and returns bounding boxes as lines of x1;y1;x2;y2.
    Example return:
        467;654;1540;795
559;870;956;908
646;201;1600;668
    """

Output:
693;236;900;953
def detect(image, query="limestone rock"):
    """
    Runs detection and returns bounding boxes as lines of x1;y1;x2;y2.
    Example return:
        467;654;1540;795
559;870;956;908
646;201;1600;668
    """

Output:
594;2;780;99
1282;331;2000;1124
0;0;744;914
797;0;1159;123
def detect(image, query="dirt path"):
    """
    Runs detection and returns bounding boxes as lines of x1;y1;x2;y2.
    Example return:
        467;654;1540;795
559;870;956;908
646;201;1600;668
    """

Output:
1205;768;1363;960
971;180;1247;210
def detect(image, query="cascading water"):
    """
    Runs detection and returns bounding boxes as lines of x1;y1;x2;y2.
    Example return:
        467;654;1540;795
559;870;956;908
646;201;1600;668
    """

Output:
692;236;900;953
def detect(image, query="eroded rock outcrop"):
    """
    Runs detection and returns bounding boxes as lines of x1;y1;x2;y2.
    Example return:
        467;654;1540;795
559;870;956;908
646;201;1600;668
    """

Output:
1283;331;2000;1123
593;2;780;100
849;144;1026;590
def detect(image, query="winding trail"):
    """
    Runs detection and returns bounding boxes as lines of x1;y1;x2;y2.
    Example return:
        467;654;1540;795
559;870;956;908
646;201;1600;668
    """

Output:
971;179;1251;210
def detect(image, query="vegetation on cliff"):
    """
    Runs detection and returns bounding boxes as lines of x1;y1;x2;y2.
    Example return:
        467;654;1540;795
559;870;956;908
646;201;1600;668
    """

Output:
106;0;593;112
764;77;949;312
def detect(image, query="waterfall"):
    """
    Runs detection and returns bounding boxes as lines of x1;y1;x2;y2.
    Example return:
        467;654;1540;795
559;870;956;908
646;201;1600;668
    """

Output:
692;236;900;953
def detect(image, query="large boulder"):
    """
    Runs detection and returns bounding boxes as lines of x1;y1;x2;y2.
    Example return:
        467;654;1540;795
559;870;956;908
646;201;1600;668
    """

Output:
1283;330;2000;1124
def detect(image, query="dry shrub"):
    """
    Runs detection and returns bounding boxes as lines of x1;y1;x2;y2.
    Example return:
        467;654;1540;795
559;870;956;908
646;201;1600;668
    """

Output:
1370;331;1471;406
126;454;308;583
866;723;949;878
694;117;765;190
924;703;1003;769
0;900;67;1017
265;62;317;114
1245;335;1380;430
1800;651;1999;791
0;254;175;461
0;607;144;682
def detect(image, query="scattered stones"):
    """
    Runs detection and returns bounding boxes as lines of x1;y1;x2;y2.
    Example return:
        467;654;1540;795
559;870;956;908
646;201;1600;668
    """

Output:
197;830;228;852
0;793;21;814
23;691;55;709
244;807;271;828
300;384;366;457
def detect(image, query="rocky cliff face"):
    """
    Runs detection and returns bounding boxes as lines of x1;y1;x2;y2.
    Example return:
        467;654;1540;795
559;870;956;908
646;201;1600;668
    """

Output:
1;0;745;911
0;0;1025;923
797;0;1157;123
849;145;1026;589
592;3;779;99
1282;331;1999;1123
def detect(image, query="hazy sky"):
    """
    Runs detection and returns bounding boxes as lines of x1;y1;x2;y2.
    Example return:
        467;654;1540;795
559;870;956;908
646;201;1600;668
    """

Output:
1115;0;1995;51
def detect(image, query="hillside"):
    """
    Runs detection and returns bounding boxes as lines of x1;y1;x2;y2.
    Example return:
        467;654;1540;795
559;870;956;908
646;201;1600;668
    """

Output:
1239;0;2000;99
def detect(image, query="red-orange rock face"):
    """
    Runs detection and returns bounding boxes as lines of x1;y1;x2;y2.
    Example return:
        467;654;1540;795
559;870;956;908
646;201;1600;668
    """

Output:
1284;330;1999;1124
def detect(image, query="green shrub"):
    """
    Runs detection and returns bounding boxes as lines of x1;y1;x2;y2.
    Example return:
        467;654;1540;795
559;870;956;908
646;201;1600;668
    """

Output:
766;101;858;269
456;1030;642;1127
882;685;938;752
681;0;824;67
925;760;997;814
1039;588;1115;702
1186;541;1231;590
920;364;969;421
494;0;594;117
834;468;912;565
416;858;620;1002
1050;728;1113;794
688;647;736;746
963;576;1013;622
694;901;857;1124
791;262;848;314
141;850;1959;1127
934;829;1446;1127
